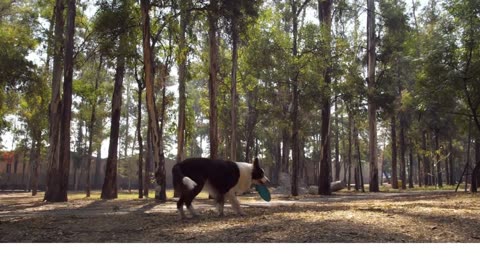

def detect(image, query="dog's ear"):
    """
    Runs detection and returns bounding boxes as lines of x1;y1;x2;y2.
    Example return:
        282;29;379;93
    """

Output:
253;157;259;168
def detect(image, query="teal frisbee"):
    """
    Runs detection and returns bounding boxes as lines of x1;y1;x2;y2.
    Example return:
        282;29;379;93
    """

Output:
255;185;271;202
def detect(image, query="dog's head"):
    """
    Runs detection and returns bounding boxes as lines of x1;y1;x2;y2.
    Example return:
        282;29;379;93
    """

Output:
251;158;269;185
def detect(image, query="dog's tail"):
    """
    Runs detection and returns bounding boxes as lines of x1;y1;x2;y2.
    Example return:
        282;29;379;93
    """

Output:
172;164;197;193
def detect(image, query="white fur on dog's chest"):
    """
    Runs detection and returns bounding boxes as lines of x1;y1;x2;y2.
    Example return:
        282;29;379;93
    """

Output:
231;162;253;195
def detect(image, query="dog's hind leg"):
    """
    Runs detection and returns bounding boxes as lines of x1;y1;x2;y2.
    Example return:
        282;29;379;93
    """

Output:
177;196;186;220
215;195;225;217
226;191;245;216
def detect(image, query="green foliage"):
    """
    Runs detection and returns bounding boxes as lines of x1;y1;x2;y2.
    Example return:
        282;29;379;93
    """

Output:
0;0;38;130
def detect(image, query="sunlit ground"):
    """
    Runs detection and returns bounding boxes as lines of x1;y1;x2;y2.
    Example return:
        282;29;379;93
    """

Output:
0;188;478;243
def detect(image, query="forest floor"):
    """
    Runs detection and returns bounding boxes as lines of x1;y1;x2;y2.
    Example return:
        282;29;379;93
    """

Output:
1;189;479;243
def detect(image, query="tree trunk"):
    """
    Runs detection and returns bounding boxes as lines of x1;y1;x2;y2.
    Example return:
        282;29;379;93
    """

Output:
176;0;188;165
22;150;27;191
135;68;144;199
471;137;480;191
334;99;340;182
157;65;168;201
341;109;347;185
45;0;75;202
347;112;353;190
245;86;258;162
430;132;438;186
124;78;130;161
101;34;126;200
445;151;450;185
85;103;95;198
44;0;64;202
379;141;385;186
58;0;75;200
85;56;102;198
230;15;239;161
30;139;40;196
208;0;219;160
367;0;379;192
94;145;102;189
318;0;333;196
408;147;414;188
356;130;365;192
141;0;166;202
281;128;290;172
449;138;454;185
290;0;300;196
144;125;152;198
417;154;422;186
476;137;480;165
274;139;281;186
472;160;479;193
318;97;331;195
422;130;431;186
391;115;398;188
399;117;407;190
352;119;360;191
435;130;443;187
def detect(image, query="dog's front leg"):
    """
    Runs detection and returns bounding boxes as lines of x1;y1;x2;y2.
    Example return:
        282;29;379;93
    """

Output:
226;191;245;216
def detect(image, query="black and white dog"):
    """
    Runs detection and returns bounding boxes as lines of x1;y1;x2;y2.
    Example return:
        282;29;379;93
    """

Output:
172;157;269;219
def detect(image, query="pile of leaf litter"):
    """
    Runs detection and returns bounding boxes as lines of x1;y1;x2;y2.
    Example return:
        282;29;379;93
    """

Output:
0;190;479;243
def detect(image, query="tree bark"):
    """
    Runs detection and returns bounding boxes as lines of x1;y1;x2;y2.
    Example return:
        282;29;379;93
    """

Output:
318;0;333;196
45;0;75;202
347;112;353;190
135;67;144;199
417;154;422;186
434;130;442;187
144;124;152;197
274;139;281;186
291;0;300;196
30;138;40;196
367;0;379;192
356;129;365;192
391;115;398;188
176;0;188;165
208;0;219;160
101;34;126;200
334;99;340;182
422;130;431;186
85;103;95;198
445;149;450;185
399;117;407;190
58;0;75;201
86;55;103;198
44;0;64;202
157;65;168;201
141;0;166;201
245;87;258;162
472;161;479;193
230;15;239;161
408;146;414;188
281;128;290;172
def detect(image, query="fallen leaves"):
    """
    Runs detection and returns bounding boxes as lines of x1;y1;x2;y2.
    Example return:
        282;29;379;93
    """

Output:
0;191;479;243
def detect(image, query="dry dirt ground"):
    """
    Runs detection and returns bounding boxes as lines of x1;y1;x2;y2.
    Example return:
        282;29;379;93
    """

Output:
1;190;479;243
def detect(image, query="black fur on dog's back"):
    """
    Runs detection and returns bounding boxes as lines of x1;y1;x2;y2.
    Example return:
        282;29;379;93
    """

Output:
173;158;241;194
